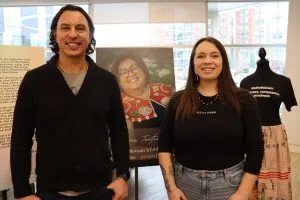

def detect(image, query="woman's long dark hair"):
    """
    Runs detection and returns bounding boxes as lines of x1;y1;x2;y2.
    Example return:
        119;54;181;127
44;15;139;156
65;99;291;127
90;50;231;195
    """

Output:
175;37;240;120
49;4;96;55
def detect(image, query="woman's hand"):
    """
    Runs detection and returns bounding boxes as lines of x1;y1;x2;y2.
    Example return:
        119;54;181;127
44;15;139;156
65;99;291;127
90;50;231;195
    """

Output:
168;187;187;200
228;190;249;200
19;195;41;200
229;172;257;200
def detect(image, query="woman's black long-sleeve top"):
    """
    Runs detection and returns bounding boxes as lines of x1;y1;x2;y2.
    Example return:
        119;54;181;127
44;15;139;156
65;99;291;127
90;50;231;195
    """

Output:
159;90;264;175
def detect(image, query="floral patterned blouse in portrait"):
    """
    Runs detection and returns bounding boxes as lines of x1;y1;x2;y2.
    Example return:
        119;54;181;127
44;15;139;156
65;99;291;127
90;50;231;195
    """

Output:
121;83;175;124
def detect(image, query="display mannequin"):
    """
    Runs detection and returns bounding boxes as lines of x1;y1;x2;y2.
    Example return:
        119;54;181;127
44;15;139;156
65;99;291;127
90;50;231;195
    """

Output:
240;47;297;200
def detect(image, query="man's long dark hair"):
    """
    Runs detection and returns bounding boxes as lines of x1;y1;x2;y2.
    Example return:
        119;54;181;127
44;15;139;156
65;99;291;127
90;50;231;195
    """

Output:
175;37;240;120
49;4;96;55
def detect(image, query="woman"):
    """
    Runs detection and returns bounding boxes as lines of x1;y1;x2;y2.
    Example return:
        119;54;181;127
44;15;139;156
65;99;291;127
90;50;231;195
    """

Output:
111;53;175;129
158;37;264;200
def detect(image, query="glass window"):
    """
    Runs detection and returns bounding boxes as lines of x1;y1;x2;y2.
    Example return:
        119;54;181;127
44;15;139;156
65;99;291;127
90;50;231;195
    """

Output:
208;2;289;85
226;46;286;85
173;48;192;90
95;23;205;47
0;5;88;59
208;2;289;45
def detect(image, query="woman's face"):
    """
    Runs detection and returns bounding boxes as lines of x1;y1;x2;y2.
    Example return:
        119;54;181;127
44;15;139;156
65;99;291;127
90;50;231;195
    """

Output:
118;58;146;93
194;41;223;83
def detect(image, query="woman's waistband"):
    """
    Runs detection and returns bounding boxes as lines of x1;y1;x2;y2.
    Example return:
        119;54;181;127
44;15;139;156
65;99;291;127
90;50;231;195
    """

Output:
174;159;245;178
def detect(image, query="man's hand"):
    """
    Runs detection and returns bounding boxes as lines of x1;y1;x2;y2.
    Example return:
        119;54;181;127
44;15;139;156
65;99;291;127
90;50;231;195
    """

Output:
107;177;128;200
19;195;41;200
168;187;187;200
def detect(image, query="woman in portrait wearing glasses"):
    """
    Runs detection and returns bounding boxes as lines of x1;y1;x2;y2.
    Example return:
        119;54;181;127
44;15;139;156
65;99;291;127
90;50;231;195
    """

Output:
111;53;175;129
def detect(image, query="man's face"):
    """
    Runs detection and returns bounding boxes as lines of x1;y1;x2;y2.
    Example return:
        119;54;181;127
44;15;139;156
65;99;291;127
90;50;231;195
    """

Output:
54;10;91;58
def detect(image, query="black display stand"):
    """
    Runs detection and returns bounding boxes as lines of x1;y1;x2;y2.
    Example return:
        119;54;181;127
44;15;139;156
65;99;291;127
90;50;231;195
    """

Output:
1;190;7;200
134;166;139;200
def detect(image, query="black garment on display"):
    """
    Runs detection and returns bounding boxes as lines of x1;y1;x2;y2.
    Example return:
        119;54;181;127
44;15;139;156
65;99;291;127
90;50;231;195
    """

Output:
240;47;297;126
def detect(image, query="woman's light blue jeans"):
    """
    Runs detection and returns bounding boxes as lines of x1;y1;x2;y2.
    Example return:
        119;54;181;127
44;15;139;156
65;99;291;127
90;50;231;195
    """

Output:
174;160;245;200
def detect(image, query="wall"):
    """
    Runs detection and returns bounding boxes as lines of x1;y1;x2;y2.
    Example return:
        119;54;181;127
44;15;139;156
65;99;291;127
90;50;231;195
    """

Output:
283;0;300;153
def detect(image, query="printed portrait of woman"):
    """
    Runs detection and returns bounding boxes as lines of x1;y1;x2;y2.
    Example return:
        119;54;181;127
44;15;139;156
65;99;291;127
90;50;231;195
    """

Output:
111;53;175;129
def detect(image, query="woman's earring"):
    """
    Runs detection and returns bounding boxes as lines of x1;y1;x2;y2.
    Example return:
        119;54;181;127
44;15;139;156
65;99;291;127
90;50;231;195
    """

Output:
195;74;199;82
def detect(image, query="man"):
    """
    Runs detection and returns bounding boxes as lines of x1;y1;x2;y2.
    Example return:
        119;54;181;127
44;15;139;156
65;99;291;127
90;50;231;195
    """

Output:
10;5;130;200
